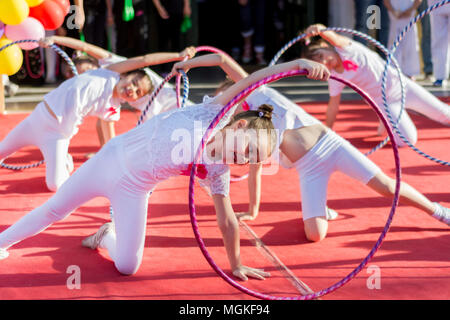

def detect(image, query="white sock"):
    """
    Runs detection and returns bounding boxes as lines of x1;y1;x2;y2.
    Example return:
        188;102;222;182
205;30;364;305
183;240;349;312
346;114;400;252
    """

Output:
432;203;450;226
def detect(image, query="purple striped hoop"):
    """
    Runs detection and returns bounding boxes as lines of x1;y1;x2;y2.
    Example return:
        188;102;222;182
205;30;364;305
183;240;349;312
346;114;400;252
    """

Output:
188;69;401;300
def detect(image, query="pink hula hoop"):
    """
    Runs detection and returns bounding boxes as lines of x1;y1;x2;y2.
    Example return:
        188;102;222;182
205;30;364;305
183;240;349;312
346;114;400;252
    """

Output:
188;69;401;300
175;46;249;182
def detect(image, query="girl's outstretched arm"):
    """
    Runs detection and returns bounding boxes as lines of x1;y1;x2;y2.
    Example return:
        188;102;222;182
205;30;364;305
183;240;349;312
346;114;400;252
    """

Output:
106;47;196;74
304;24;351;48
212;193;270;281
171;53;249;82
208;58;330;107
40;36;111;60
326;94;341;128
236;163;263;221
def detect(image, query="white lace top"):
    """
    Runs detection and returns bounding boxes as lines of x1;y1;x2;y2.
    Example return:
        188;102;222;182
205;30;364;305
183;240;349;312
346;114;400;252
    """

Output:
114;97;233;196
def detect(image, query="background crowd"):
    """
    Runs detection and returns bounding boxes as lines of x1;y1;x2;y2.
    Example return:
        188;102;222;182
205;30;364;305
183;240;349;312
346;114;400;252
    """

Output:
3;0;449;95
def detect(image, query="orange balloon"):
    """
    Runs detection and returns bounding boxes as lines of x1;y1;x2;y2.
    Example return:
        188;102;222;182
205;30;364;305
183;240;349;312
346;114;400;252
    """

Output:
0;37;24;76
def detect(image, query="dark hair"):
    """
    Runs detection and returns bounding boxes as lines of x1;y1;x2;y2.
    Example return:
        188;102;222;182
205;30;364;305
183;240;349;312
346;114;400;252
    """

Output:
61;55;100;79
122;69;154;95
300;37;336;61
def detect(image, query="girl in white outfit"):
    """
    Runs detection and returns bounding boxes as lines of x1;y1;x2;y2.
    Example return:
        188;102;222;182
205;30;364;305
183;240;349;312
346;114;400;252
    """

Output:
0;47;196;191
0;59;330;280
173;53;450;242
302;24;450;148
40;36;194;151
384;0;422;78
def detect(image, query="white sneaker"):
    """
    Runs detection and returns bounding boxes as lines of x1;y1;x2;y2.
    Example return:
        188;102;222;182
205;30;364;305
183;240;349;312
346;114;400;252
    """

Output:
326;207;339;221
0;248;9;260
82;222;114;249
432;203;450;226
5;83;19;97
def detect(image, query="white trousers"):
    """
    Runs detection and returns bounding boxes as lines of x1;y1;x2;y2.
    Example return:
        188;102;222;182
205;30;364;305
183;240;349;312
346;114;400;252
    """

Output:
0;103;72;191
379;77;450;147
429;2;450;80
0;139;153;275
388;13;421;77
294;130;381;221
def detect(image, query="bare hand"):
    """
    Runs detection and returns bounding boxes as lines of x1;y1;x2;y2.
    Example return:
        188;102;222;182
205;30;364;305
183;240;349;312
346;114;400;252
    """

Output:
304;23;327;37
233;265;270;281
38;37;54;48
180;46;196;59
235;212;256;221
157;5;169;19
298;59;330;81
75;9;85;30
172;61;189;75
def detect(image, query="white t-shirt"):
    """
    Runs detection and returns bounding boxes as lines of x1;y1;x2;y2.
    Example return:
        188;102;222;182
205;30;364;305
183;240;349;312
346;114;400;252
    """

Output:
43;68;122;138
328;40;402;104
245;86;320;148
99;53;189;121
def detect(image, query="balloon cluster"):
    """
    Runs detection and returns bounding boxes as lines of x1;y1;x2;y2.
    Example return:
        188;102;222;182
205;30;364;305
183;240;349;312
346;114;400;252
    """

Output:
0;0;70;75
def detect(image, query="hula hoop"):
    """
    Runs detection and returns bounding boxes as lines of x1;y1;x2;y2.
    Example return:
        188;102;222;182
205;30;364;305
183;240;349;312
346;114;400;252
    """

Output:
175;46;250;182
381;0;450;166
269;27;407;157
0;39;77;171
188;69;401;300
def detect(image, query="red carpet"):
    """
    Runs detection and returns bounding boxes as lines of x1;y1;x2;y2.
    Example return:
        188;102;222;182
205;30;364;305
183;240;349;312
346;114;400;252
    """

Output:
0;102;449;300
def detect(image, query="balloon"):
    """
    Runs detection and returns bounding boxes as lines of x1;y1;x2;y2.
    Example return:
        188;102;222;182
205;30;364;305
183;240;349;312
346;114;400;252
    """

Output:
29;0;65;30
5;17;45;50
51;0;70;15
0;22;4;39
0;0;30;26
0;37;24;76
25;0;44;7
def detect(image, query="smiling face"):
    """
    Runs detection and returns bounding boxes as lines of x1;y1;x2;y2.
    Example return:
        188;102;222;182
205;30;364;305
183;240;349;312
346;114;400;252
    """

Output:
207;120;274;165
309;48;340;70
115;72;152;102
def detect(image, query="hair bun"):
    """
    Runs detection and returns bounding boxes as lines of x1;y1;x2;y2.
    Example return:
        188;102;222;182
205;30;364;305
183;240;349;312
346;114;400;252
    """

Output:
257;104;274;120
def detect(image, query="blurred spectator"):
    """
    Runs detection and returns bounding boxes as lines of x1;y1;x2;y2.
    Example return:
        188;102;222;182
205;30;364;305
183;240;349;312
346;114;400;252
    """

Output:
328;0;355;29
354;0;390;47
418;0;433;79
384;0;422;79
82;0;111;50
239;0;267;65
113;0;150;57
428;0;450;87
152;0;191;53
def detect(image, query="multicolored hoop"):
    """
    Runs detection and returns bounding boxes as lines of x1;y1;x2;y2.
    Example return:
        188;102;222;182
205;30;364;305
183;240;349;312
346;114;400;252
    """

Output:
269;27;407;157
0;39;77;171
381;0;450;166
188;69;401;300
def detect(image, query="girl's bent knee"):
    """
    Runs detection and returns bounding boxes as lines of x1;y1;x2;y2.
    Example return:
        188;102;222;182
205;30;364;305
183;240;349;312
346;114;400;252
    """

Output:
304;217;328;242
115;260;141;276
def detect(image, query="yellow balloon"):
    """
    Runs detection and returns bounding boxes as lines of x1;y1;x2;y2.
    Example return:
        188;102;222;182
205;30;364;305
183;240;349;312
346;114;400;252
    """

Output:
0;37;24;76
0;0;30;25
25;0;44;7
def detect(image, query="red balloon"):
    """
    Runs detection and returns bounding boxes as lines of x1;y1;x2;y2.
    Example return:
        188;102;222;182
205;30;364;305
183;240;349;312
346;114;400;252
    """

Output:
50;0;70;15
29;0;65;30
